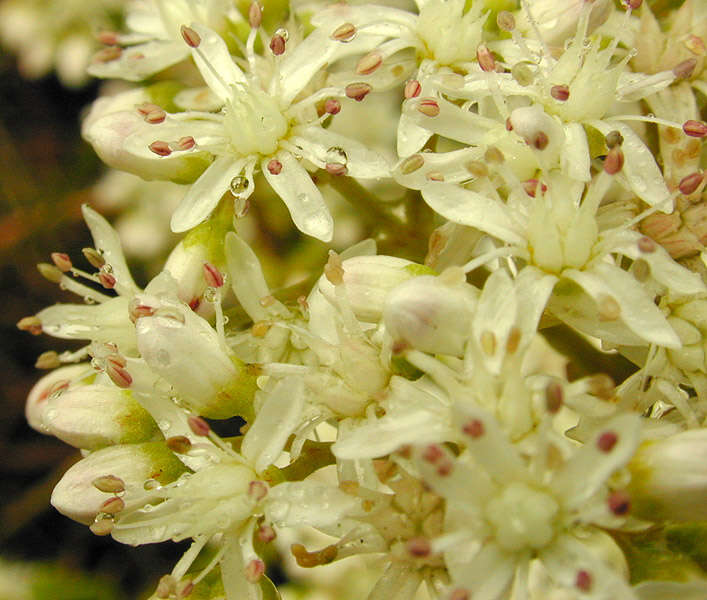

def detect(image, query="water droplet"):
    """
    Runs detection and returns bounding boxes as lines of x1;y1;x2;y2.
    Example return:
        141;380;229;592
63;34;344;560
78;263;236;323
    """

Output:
83;296;97;305
143;504;154;512
90;357;104;371
158;420;171;432
45;407;58;420
204;287;218;303
156;349;171;366
326;146;348;165
144;479;160;490
230;176;249;196
223;315;230;324
102;263;114;274
274;28;289;41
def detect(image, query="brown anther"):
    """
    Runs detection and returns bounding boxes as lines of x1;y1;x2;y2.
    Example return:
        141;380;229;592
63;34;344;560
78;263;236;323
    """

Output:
391;339;410;355
270;34;286;55
37;263;64;283
550;84;570;101
324;251;344;285
399;154;424;175
462;418;485;438
480;330;496;355
575;569;592;591
416;97;440;117
679;171;704;195
422;444;444;462
35;350;60;369
331;22;356;42
51;252;72;272
632;258;650;282
248;480;268;500
598;294;621;321
406;537;431;557
673;58;697;80
466;160;488;178
603;147;624;174
176;136;195;150
82;247;105;268
608;490;631;516
187;415;211;436
605;130;624;149
106;362;132;388
533;131;549;150
625;0;642;9
144;109;166;124
684;35;705;56
202;261;224;288
597;431;618;452
245;559;265;583
17;316;43;335
425;171;444;182
484;146;505;163
505;326;521;355
476;44;495;72
155;575;176;599
325;162;348;176
100;496;125;514
496;11;515;31
149;141;172;156
264;158;282;176
637;236;656;253
324;98;341;114
97;31;118;45
129;302;155;323
180;25;201;48
89;518;114;536
356;51;383;75
136;102;161;116
543;382;563;414
291;543;338;567
176;580;194;599
99;268;117;289
92;474;125;493
345;82;372;102
521;179;547;197
257;524;276;543
92;46;122;63
505;117;513;131
248;2;262;28
683;120;707;138
106;353;127;368
436;459;453;476
404;79;422;99
166;435;192;454
588;373;614;400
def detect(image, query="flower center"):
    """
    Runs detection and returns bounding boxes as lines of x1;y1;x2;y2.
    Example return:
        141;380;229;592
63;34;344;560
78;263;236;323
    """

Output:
223;86;289;157
416;0;484;66
485;482;559;552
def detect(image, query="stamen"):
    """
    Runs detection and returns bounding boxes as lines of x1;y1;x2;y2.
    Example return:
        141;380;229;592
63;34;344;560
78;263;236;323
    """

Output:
506;326;521;354
36;351;60;369
180;25;201;48
166;436;192;454
597;431;618;452
603;147;624;174
202;262;224;288
462;419;485;438
496;11;515;32
598;294;621;321
406;537;431;557
480;330;496;355
144;109;167;124
149;141;172;156
291;543;337;567
399;154;424;174
37;263;64;283
422;444;444;462
100;496;125;514
248;3;262;29
533;131;549;150
92;46;122;63
356;51;383;75
625;0;642;9
331;23;356;42
176;580;194;599
404;79;421;99
257;524;276;542
588;374;615;400
270;34;286;56
679;172;704;196
82;247;105;268
673;58;697;80
92;474;125;493
106;362;132;388
155;575;176;599
98;265;116;289
175;136;195;151
608;490;631;515
550;85;570;101
522;179;547;197
187;416;211;436
684;35;705;56
416;98;440;117
51;252;72;272
97;31;118;45
326;162;348;176
324;98;341;115
248;480;268;500
17;316;42;335
545;381;564;413
605;130;624;149
575;569;592;591
476;44;495;72
683;120;707;138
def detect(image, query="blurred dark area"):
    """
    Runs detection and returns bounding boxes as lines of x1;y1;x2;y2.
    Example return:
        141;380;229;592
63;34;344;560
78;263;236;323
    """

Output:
0;51;185;599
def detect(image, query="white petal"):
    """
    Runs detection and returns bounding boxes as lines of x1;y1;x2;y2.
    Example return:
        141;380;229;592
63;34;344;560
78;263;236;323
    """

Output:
82;205;139;296
514;267;558;345
88;41;188;81
393;146;484;190
397;113;433;157
261;152;333;241
221;540;262;600
451;543;516;600
187;23;245;102
473;269;517;373
421;183;524;245
224;232;275;322
561;122;591;182
367;563;423;600
171;156;247;232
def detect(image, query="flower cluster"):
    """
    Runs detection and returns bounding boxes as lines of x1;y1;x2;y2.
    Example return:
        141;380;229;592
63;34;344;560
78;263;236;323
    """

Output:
16;0;707;599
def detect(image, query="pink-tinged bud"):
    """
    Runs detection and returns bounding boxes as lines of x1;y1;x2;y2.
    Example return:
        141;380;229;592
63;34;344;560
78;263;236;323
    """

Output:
356;51;382;75
180;25;201;48
325;162;348;176
683;120;707;138
38;262;64;283
269;34;286;56
383;274;475;356
245;559;265;583
248;2;262;28
404;79;422;99
345;82;371;102
52;441;188;524
92;46;122;63
187;415;210;436
331;22;356;42
416;97;440;117
476;44;495;72
51;252;72;272
550;84;570;101
678;171;704;195
149;141;172;156
603;147;624;174
202;261;224;288
17;315;42;335
673;58;697;80
324;98;341;115
267;159;283;175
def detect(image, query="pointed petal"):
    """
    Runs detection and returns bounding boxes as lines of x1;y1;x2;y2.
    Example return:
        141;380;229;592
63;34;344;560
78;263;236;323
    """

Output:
266;480;361;528
397;113;433;157
171;156;247;232
187;24;245;102
88;40;188;81
261;152;333;241
451;543;516;600
561;122;591;182
393;146;485;190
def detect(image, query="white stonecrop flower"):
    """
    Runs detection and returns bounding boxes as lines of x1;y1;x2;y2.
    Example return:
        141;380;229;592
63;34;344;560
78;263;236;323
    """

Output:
416;408;642;599
87;0;239;81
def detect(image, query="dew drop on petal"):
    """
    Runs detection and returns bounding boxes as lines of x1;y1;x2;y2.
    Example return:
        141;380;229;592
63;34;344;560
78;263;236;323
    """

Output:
326;146;348;165
230;176;250;196
274;28;289;41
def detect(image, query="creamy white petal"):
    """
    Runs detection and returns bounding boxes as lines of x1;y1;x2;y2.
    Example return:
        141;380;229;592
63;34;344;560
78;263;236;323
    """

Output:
225;232;276;322
393;146;484;190
560;122;591;182
88;40;188;81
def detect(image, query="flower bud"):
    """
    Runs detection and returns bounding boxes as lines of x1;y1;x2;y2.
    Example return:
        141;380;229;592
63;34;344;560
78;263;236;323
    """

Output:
628;430;707;521
134;295;257;419
383;275;476;356
25;365;87;433
42;384;160;450
163;239;211;311
51;441;188;525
